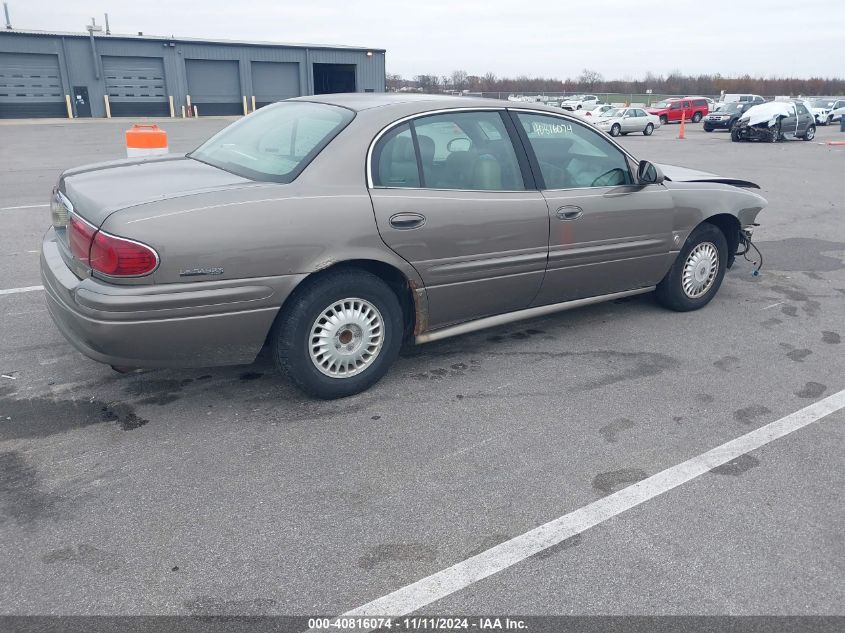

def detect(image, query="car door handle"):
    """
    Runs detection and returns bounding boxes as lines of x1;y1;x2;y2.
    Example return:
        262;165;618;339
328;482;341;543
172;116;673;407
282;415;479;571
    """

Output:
555;206;583;221
389;212;426;230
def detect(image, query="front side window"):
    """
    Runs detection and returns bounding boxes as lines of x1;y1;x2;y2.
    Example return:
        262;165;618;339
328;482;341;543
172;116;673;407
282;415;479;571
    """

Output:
515;113;632;190
190;102;353;183
372;111;525;191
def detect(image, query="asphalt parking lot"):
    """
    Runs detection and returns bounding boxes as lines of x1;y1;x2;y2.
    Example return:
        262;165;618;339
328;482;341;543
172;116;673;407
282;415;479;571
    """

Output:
1;116;844;620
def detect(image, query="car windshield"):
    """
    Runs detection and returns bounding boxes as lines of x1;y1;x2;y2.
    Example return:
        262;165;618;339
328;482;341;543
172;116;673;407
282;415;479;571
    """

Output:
722;103;745;113
602;108;623;117
189;102;354;183
811;99;835;108
652;101;672;108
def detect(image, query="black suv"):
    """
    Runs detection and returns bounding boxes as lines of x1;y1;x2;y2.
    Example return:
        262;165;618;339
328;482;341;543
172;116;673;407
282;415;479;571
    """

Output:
702;102;754;132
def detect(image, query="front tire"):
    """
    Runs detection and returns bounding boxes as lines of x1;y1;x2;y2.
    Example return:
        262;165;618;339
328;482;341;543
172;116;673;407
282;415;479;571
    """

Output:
703;125;713;132
659;115;668;125
643;123;654;136
655;223;728;312
610;123;621;137
272;270;404;399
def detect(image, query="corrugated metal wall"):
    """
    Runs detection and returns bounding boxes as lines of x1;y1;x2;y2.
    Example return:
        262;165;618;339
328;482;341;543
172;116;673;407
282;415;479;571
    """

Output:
0;31;386;118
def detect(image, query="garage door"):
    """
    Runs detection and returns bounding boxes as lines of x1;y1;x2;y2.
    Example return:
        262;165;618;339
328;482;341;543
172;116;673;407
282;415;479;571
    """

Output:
103;56;169;117
0;52;64;118
185;59;241;115
251;61;300;108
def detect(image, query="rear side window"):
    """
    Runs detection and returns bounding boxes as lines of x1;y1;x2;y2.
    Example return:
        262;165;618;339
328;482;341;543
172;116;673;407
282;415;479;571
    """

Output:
694;99;706;107
190;102;353;183
372;123;420;188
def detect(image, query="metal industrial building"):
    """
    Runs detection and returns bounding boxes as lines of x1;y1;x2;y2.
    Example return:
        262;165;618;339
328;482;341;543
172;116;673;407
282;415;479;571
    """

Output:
0;28;385;118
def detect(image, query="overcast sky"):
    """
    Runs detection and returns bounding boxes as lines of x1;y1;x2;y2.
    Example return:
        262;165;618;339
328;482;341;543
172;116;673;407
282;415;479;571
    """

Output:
11;1;844;79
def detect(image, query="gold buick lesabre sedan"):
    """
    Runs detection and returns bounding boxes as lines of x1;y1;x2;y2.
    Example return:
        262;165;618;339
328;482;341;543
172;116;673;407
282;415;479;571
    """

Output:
41;94;766;399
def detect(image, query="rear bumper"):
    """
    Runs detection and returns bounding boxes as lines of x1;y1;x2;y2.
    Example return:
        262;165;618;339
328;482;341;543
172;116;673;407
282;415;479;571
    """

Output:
40;228;306;368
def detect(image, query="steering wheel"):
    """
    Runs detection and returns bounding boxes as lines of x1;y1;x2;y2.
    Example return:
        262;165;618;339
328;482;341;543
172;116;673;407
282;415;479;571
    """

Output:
591;167;627;187
539;160;568;189
447;137;471;153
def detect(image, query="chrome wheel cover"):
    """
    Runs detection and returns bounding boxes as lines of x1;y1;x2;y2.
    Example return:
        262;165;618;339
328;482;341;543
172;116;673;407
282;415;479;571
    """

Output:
309;298;384;378
682;242;719;298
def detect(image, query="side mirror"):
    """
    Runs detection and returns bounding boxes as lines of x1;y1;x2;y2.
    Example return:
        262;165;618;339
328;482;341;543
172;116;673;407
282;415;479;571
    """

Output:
637;160;665;185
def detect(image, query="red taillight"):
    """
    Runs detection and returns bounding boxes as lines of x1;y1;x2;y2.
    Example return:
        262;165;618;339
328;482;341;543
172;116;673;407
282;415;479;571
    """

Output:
68;214;96;264
90;231;158;276
68;213;158;276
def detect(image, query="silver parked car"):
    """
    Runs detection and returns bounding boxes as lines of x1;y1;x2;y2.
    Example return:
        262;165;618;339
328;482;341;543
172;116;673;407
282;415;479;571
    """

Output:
42;94;766;398
591;107;662;136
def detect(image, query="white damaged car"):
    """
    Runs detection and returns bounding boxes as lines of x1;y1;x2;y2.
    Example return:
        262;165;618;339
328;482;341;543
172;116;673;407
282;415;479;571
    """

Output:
731;100;816;142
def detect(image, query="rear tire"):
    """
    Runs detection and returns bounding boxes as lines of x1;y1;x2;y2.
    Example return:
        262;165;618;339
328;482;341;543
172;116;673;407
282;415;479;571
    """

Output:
692;112;702;123
803;125;816;141
610;123;621;137
271;269;404;399
655;223;728;312
643;123;654;136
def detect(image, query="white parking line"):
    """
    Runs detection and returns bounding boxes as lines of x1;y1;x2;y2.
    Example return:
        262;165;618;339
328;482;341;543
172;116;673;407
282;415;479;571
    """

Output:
328;389;845;625
0;204;49;211
0;285;44;296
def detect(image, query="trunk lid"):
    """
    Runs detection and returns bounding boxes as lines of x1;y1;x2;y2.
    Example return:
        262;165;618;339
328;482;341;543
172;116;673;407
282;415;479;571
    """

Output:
59;154;253;227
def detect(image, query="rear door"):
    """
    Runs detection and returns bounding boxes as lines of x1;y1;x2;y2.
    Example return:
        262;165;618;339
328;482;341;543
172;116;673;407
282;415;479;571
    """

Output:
368;109;550;328
510;110;674;305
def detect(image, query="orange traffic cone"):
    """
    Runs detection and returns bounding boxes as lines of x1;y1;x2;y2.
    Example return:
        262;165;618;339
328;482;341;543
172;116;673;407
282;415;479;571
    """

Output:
678;113;686;139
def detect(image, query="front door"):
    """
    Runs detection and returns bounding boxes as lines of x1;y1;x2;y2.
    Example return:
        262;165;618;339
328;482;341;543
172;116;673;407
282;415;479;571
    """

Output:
510;111;674;306
72;86;91;117
369;110;550;328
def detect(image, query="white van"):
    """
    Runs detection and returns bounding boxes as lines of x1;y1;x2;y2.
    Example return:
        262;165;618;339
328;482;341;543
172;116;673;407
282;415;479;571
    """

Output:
718;94;766;108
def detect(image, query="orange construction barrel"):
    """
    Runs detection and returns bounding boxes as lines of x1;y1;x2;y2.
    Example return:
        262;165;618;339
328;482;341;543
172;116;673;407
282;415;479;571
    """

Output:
125;124;168;158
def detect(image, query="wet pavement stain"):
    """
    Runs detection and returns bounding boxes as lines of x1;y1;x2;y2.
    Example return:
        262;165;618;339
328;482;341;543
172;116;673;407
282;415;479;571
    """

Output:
713;356;740;372
760;318;782;329
733;405;772;425
598;418;635;443
239;372;264;381
796;382;827;399
780;344;813;363
822;331;841;344
710;454;760;476
753;238;845;272
41;544;123;574
184;596;278;617
781;305;799;318
532;533;583;560
0;397;148;440
695;393;715;404
592;468;648;496
487;329;546;343
0;451;60;526
358;543;438;570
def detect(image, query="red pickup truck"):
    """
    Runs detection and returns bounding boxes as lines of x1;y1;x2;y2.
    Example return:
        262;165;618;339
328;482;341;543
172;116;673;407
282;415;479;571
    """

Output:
647;97;710;124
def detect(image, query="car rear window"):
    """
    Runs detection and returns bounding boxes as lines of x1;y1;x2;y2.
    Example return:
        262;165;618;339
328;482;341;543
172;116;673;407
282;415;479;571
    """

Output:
189;101;354;183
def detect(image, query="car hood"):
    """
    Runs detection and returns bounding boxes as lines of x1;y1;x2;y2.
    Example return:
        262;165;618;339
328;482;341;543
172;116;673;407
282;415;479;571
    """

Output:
739;102;795;127
656;163;760;189
60;154;255;226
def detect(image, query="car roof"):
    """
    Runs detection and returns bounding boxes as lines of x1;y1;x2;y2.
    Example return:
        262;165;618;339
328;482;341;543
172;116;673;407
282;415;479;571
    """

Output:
290;92;550;113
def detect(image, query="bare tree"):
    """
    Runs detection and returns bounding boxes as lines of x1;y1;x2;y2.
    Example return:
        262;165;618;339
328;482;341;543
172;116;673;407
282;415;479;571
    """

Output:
578;69;604;91
415;74;442;93
386;73;403;92
450;69;469;92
